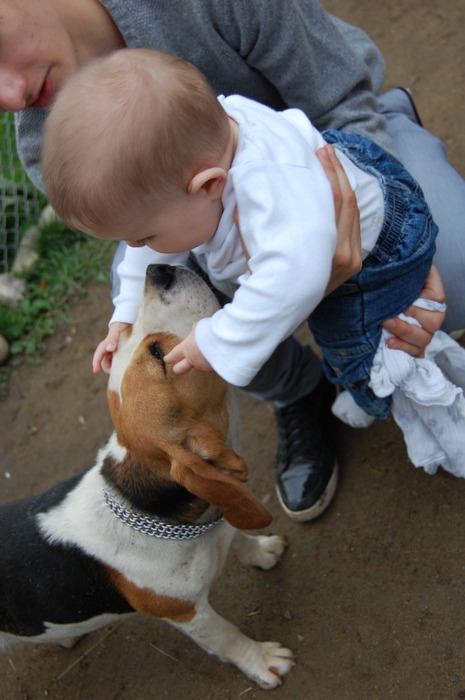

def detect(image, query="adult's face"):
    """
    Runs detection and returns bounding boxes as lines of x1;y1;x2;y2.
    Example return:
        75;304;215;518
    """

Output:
0;0;78;112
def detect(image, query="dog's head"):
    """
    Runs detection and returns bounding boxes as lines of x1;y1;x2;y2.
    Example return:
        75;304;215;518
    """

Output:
107;264;272;530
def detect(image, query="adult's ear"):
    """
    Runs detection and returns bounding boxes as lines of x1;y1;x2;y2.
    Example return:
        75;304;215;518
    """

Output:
188;167;227;200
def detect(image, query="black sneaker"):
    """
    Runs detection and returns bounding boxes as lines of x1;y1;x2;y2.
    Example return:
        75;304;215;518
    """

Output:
274;374;339;522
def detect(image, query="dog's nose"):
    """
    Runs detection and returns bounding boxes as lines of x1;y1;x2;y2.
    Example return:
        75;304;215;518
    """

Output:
146;264;176;290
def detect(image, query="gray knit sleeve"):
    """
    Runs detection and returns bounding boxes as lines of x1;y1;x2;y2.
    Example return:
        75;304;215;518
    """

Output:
14;108;46;194
213;0;392;149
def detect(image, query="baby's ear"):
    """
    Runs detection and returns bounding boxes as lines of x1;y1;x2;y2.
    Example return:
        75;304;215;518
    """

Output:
188;167;227;200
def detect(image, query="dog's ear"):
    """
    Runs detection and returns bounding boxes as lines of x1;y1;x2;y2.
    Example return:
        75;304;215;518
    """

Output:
184;423;248;482
170;454;272;530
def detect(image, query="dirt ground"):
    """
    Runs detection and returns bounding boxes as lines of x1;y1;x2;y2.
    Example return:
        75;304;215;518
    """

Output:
1;1;465;698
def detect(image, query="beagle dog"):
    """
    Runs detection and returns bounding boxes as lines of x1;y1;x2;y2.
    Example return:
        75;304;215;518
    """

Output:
0;264;294;689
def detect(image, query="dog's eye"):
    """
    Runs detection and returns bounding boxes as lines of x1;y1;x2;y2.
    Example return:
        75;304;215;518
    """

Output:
149;342;165;364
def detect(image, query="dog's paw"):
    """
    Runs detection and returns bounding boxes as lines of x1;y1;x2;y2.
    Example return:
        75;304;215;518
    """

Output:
234;533;287;569
253;534;287;570
244;641;295;689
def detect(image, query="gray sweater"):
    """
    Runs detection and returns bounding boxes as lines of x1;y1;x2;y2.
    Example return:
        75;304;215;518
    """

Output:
16;0;391;193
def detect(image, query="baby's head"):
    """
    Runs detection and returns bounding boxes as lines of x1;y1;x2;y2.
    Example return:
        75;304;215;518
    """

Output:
42;48;230;238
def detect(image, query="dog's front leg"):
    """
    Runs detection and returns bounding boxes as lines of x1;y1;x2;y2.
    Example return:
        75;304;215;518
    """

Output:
231;531;287;569
169;600;294;689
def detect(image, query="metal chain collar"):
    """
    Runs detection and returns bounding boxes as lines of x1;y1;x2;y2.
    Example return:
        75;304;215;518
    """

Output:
103;488;223;540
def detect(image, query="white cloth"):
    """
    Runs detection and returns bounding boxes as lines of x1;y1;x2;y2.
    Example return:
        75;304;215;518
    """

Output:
332;301;465;476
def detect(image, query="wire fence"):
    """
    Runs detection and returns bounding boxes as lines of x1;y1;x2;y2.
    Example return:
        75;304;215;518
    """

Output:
0;112;46;274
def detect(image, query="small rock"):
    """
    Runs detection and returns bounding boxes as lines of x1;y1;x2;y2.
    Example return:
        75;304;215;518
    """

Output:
11;224;40;274
0;273;27;308
39;204;58;228
0;334;10;365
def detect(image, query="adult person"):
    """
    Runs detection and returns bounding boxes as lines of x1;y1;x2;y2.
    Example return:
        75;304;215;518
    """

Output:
1;0;456;522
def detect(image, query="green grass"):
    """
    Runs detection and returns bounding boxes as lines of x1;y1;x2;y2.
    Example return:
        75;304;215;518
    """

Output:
0;217;116;391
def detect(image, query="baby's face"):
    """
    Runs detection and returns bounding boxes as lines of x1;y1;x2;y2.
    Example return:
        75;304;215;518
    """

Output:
121;193;223;254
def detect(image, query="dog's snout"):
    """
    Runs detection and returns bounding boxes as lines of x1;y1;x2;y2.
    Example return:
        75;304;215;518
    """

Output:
146;264;176;290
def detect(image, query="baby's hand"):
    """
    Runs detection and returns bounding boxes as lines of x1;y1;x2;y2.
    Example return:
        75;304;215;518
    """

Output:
93;322;131;375
164;326;212;374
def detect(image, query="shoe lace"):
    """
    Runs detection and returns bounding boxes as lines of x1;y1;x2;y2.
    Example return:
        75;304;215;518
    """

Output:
275;378;337;466
276;398;321;463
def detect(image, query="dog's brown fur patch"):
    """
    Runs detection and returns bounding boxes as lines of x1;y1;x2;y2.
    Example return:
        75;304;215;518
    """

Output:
107;567;196;623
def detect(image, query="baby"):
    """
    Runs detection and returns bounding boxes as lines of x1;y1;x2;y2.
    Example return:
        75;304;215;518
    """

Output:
42;48;437;422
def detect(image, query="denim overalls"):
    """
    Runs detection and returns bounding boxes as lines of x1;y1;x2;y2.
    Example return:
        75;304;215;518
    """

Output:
309;130;438;419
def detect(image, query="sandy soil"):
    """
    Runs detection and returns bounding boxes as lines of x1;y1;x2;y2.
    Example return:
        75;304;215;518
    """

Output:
1;1;465;698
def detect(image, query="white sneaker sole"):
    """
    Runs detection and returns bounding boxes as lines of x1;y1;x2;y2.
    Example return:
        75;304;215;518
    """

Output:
275;462;339;523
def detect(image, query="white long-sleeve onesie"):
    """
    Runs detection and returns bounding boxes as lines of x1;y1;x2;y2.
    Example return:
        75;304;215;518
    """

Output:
111;95;384;386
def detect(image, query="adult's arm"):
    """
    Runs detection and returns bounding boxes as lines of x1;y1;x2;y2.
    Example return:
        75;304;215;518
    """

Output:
15;108;45;192
213;0;390;146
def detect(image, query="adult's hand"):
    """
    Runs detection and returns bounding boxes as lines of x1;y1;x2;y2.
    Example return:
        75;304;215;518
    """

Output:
382;265;446;356
317;144;362;295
